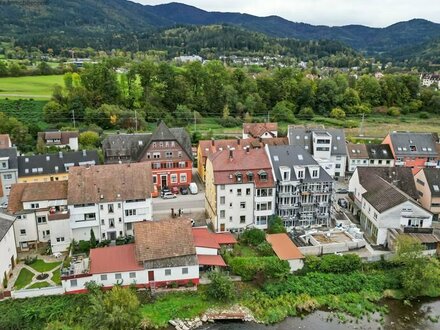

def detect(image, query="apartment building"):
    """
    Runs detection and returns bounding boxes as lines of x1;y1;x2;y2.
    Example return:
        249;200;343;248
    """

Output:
347;143;394;173
0;148;18;205
414;168;440;221
267;145;334;228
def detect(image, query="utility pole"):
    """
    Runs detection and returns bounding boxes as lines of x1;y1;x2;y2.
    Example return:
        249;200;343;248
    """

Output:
359;113;365;137
194;110;197;132
72;109;76;129
134;109;138;132
267;111;270;123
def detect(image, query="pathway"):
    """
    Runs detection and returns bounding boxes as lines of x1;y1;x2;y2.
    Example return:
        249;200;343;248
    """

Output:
7;259;62;291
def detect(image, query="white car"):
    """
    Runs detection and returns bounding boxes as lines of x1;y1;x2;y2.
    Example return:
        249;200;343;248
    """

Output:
162;192;177;199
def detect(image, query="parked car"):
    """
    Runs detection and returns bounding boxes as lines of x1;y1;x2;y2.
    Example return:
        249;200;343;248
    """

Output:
336;188;349;194
189;182;198;195
171;186;179;194
180;186;189;195
162;192;177;199
161;186;171;197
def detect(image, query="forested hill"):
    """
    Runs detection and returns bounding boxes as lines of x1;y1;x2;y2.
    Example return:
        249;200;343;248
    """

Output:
1;0;440;61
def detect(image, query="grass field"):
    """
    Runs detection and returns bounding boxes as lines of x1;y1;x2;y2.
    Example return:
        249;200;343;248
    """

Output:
28;259;61;273
14;268;34;290
0;75;64;99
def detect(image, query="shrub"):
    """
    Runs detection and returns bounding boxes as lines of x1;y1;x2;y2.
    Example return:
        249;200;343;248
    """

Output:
228;257;290;281
304;254;362;274
217;116;241;128
207;272;235;302
24;256;37;265
267;216;286;234
256;242;274;256
330;107;346;119
240;228;266;246
297;107;315;120
387;107;401;116
419;112;429;119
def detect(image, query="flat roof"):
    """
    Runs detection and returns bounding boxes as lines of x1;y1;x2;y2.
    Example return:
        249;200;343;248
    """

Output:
266;233;304;260
311;231;352;244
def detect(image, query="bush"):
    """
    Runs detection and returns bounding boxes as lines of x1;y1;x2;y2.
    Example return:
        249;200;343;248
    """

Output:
217;116;242;128
419;112;430;119
256;242;274;256
24;256;37;265
240;228;266;246
330;107;346;119
228;257;290;281
303;254;362;274
267;216;286;234
387;107;401;116
3;272;8;289
297;107;315;120
207;272;235;302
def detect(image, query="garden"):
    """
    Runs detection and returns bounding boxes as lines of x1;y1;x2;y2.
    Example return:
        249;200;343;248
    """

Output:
13;257;62;290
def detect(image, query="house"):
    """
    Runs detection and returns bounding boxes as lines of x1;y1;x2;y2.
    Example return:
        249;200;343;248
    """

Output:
266;233;304;272
7;181;69;252
288;126;347;178
267;145;334;228
0;213;16;288
387;228;440;255
17;150;98;183
420;73;440;88
37;131;79;151
62;219;199;293
348;167;419;218
192;227;236;269
205;147;276;232
0;148;18;205
67;163;154;242
347;143;394;173
414;168;440;221
382;132;439;173
242;123;278;139
103;122;193;190
0;134;12;149
357;175;432;246
197;137;287;182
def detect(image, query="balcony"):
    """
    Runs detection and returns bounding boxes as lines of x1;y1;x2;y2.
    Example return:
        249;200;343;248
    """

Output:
48;210;70;221
395;161;405;166
425;161;437;167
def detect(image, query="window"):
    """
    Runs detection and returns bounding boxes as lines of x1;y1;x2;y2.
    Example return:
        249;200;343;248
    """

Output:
70;280;77;287
56;237;65;242
153;175;157;184
20;229;26;235
126;223;132;230
220;196;225;205
101;274;107;281
165;269;171;276
179;161;186;168
125;209;136;216
153;153;160;159
416;179;425;186
297;171;304;179
220;210;225;219
237;189;242;196
101;219;105;225
220;185;225;190
100;205;104;210
84;213;96;221
178;151;182;158
259;171;267;181
115;273;122;280
3;174;12;180
240;202;246;209
152;163;161;169
182;267;188;275
119;217;122;223
109;218;115;228
312;170;318;178
31;203;40;209
118;203;121;209
129;272;136;279
171;174;178;184
37;216;47;224
240;215;246;224
180;173;187;183
108;204;114;213
146;153;151;159
335;164;341;169
165;151;173;158
246;188;251;196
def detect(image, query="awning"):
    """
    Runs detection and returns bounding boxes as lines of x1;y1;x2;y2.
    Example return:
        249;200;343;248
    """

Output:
198;254;227;267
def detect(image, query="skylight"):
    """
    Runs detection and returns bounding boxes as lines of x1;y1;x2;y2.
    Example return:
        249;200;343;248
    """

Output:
274;156;279;162
434;185;440;192
298;155;303;160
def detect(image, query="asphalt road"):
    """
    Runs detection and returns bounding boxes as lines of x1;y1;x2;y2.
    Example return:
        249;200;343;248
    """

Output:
152;192;205;213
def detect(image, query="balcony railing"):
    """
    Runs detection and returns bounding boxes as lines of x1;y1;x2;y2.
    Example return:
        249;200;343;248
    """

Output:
395;161;405;166
48;211;70;221
425;161;437;167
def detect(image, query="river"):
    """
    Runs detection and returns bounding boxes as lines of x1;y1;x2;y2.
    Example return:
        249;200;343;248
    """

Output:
198;299;440;330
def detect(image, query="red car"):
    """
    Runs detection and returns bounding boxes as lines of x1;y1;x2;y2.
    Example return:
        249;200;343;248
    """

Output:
171;186;179;194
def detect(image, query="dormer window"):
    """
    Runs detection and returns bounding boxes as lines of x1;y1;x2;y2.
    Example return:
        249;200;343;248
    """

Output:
235;172;243;183
258;170;267;181
298;170;305;179
410;145;417;152
247;171;254;182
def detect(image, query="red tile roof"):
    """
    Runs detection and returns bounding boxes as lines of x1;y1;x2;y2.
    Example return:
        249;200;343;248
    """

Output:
213;232;237;245
89;244;143;274
192;228;237;248
266;233;304;260
0;134;11;149
209;148;275;188
198;254;227;267
243;123;278;138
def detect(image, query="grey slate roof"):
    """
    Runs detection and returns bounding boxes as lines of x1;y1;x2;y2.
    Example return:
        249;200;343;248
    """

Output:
0;212;15;241
366;144;394;160
268;145;333;182
389;132;438;157
362;177;412;213
0;148;18;169
102;133;152;161
356;167;419;200
288;126;347;156
17;150;99;177
423;168;440;198
169;127;193;160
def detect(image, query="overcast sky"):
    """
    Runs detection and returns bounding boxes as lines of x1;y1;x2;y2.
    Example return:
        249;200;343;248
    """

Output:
134;0;439;27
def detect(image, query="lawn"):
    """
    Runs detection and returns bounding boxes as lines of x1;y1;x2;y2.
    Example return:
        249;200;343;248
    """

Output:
28;281;51;289
0;75;64;99
14;268;34;290
233;244;259;257
51;269;61;285
28;259;61;273
140;291;224;328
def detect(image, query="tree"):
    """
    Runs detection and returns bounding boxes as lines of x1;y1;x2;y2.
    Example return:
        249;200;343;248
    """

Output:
87;286;141;330
267;216;287;234
43;101;66;124
174;104;192;126
79;131;100;148
90;229;97;249
355;75;382;106
271;101;296;123
297;107;315;120
330;107;346;119
240;228;266;246
207;272;235;302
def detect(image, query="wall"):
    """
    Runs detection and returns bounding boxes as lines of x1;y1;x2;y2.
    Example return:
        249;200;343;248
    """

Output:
49;219;71;253
0;168;18;205
12;286;64;298
0;225;17;286
19;174;69;183
13;212;38;249
288;259;304;272
196;247;218;256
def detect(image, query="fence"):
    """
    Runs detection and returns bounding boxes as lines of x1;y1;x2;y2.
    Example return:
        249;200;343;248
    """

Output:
11;286;64;299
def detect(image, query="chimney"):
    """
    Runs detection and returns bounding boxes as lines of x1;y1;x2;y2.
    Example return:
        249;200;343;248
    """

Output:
229;149;233;160
211;138;215;147
237;139;241;146
246;146;250;154
59;151;63;159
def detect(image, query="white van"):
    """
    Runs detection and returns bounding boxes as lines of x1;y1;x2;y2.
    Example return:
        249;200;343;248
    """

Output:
189;182;198;195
